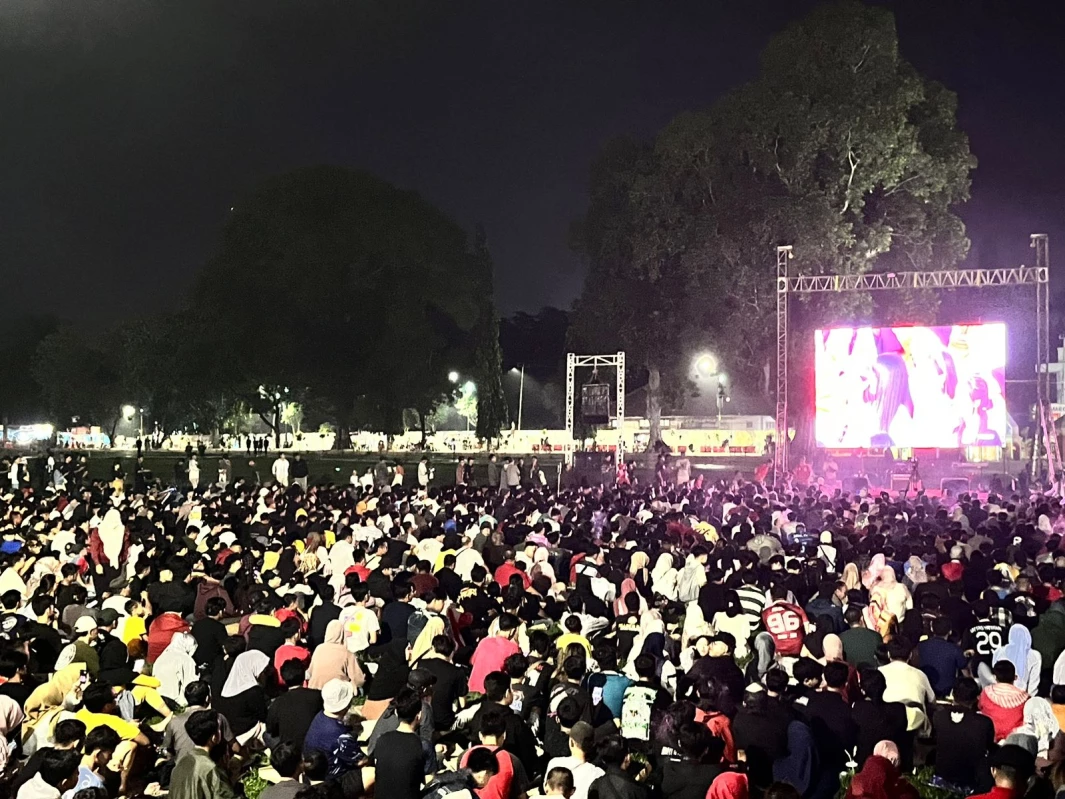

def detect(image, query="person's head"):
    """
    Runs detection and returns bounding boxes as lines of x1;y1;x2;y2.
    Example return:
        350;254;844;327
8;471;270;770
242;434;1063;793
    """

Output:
38;747;81;791
478;708;509;744
860;669;888;703
271;740;304;779
952;677;981;708
279;617;301;643
183;680;211;709
186;710;223;749
886;636;912;663
483;671;512;704
990;745;1035;789
53;719;88;750
84;726;121;770
677;720;712;761
280;659;307;689
634;653;656;681
543;766;576;798
564;615;582;634
1052;685;1065;707
793;658;823;689
765;668;789;697
466;746;500;789
596;736;630;769
844;605;865;627
204;596;227;619
823;661;849;691
82;683;117;715
993;660;1017;684
568;720;596;759
394;686;423;725
931;617;952;639
0;650;28;680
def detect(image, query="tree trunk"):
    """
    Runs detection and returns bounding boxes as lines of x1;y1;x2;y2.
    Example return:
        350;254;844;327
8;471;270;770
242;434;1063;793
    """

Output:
646;364;662;451
273;402;281;449
334;424;349;451
419;409;428;447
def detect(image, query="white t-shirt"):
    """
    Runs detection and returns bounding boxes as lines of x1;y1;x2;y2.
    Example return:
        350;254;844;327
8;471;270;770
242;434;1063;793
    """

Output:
339;604;380;653
545;757;604;799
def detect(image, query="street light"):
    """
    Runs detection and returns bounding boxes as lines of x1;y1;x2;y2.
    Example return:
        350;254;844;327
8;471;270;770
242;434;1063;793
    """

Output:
511;366;525;430
693;353;719;377
448;371;459;384
123;405;144;439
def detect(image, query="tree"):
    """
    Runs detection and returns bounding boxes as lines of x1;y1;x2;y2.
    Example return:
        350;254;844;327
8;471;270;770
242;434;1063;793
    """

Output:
193;166;482;447
33;326;125;443
571;0;975;454
0;315;57;425
471;228;508;442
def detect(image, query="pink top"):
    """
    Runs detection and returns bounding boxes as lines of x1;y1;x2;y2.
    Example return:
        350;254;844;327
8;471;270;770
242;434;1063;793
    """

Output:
468;635;521;694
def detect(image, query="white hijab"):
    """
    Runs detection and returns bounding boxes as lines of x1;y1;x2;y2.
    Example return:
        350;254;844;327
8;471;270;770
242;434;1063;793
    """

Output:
98;508;125;566
221;650;270;698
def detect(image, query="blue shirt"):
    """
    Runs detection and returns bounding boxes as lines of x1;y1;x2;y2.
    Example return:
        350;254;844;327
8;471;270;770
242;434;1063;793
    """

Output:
918;637;968;697
303;712;348;767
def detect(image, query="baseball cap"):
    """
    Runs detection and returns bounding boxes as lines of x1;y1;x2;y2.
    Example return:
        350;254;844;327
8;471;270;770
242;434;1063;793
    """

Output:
991;744;1035;775
408;669;438;691
97;608;120;626
74;615;98;633
322;679;355;715
568;720;595;752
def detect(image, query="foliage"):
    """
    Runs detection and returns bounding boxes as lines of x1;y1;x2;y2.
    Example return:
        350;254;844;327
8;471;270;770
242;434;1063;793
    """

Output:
0;315;57;424
836;766;961;799
193;165;482;444
570;0;975;452
471;227;508;441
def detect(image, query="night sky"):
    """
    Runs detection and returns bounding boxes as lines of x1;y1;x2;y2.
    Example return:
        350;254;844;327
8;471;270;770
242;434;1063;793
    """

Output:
3;0;1064;323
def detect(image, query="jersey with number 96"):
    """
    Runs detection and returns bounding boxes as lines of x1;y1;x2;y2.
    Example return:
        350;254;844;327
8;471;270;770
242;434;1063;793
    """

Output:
762;602;808;657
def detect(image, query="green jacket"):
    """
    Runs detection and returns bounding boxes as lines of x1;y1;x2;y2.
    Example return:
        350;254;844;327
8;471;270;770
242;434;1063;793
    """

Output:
168;749;236;799
1031;603;1065;671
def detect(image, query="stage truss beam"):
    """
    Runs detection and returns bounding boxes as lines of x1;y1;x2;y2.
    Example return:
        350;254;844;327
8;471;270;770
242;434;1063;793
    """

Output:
565;352;626;458
774;237;1051;481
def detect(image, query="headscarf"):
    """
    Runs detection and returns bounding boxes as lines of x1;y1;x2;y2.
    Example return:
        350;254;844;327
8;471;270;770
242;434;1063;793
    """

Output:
706;772;749;799
154;631;198;701
822;633;844;663
994;624;1034;678
614;577;647;616
410;615;446;664
904;557;927;585
531;547;555;583
846;755;914;799
23;663;86;727
842;563;862;592
873;740;900;766
862;554;887;589
323;619;345;646
682;603;711;648
772;720;817;794
651;554;677;598
1020;697;1060;755
629;551;650;575
221;650;270;698
98;507;126;566
0;696;25;775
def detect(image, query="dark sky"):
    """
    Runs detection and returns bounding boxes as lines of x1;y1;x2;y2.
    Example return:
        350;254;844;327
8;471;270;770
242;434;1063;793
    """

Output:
2;0;1064;322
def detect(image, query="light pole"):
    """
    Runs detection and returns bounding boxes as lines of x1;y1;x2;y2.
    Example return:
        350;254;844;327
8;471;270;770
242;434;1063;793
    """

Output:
512;365;525;430
716;375;730;424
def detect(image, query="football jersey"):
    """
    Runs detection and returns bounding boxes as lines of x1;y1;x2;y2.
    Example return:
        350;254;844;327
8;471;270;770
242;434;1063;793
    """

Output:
964;621;1006;664
762;601;808;657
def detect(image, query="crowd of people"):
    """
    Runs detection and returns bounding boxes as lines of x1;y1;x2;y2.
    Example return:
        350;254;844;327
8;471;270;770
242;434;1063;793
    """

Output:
2;453;1065;799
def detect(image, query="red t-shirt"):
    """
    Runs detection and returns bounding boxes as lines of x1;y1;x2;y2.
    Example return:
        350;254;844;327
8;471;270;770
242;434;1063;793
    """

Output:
761;601;808;657
273;643;311;676
493;562;530;589
460;746;515;799
469;636;521;694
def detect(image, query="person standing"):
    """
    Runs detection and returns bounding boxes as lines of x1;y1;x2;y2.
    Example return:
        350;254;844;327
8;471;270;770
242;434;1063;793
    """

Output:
487;454;500;490
272;453;289;487
418;457;432;490
291;454;309;492
217;455;231;491
188;456;200;492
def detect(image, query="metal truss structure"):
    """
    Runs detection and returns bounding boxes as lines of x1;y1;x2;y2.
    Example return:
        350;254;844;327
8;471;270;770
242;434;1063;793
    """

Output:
565;352;626;453
774;235;1054;480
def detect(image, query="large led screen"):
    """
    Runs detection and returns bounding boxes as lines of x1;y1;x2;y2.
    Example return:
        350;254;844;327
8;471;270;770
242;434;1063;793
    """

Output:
815;323;1006;449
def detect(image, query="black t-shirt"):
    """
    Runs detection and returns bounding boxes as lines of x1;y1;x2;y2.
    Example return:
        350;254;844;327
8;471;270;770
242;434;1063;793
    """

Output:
851;700;910;770
964;621;1006;664
308;603;341;648
266;687;323;746
732;709;790;789
795;690;856;765
435;568;463;602
610;614;642;663
190;617;227;669
459;586;497;626
932;705;996;787
381;601;415;644
419;658;467;730
374;729;428;799
660;760;723;799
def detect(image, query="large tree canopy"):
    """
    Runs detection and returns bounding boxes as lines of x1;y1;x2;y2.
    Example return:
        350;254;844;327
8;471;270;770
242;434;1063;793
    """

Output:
194;165;484;443
570;0;975;450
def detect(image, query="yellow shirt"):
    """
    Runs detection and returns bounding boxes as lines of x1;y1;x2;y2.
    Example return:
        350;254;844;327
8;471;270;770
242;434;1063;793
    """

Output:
555;633;592;658
75;708;141;740
120;616;146;646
